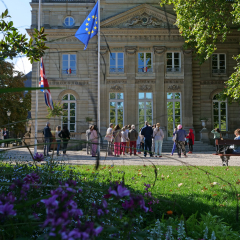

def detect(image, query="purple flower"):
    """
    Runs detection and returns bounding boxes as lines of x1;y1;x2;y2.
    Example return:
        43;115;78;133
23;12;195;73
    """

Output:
24;172;40;184
144;183;151;189
41;195;59;213
97;209;104;216
95;226;103;236
122;198;134;210
108;184;130;198
102;200;108;209
0;203;16;217
33;152;44;162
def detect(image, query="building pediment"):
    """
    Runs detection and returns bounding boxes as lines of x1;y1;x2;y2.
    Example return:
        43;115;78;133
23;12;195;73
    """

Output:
101;4;177;29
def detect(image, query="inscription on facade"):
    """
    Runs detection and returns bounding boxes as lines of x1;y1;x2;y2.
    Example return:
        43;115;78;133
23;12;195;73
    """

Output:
135;80;155;84
48;81;89;86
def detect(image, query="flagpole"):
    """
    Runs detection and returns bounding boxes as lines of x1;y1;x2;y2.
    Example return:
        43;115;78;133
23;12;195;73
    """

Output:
34;0;41;154
97;0;101;154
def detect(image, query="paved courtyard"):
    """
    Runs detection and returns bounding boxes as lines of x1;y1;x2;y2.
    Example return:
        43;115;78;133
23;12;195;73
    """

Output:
0;147;240;166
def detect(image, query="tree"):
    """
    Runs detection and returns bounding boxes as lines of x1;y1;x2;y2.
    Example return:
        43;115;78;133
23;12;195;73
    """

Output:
0;9;48;63
46;102;64;129
0;61;31;136
160;0;240;103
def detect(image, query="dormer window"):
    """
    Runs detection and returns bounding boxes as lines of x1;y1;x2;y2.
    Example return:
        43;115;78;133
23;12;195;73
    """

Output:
64;16;75;27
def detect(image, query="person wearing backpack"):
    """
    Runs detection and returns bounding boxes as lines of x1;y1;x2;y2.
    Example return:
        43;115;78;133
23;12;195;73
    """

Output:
211;128;222;154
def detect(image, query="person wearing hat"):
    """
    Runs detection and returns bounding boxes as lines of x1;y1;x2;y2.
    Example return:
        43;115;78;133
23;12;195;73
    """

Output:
175;124;188;158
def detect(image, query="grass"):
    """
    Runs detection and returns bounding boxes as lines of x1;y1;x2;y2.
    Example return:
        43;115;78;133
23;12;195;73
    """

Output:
73;164;240;231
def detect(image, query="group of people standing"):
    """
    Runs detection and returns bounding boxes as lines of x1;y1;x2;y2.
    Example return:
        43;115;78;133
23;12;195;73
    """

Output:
104;121;164;157
43;122;70;156
0;128;9;147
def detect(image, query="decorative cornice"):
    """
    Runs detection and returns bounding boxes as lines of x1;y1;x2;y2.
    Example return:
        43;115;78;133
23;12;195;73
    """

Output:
139;85;152;91
164;80;184;84
125;46;137;55
135;79;155;84
110;84;122;91
153;46;167;54
201;80;226;85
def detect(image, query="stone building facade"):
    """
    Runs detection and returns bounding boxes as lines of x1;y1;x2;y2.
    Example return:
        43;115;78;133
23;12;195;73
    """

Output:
28;0;240;143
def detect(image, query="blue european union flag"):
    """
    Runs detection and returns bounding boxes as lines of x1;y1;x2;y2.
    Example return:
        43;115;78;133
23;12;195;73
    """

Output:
75;1;98;50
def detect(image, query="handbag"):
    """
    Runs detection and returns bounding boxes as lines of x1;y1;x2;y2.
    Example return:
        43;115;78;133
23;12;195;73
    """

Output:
172;134;176;142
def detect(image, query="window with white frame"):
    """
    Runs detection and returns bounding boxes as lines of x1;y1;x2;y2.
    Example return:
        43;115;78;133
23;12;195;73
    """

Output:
62;54;76;75
213;94;228;131
212;54;226;74
138;53;152;73
166;52;181;72
109;53;124;73
64;16;75;27
62;94;76;132
109;93;124;127
138;92;153;129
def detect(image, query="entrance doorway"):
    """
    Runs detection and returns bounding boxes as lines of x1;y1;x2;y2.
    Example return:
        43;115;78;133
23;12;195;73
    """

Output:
167;92;181;139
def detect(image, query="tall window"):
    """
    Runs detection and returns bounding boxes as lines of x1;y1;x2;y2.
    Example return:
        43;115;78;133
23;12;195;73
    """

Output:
138;53;152;72
110;53;124;73
138;92;153;129
109;93;124;127
64;16;74;27
213;94;228;131
212;54;226;74
167;93;181;139
166;52;181;72
62;54;76;75
62;94;76;132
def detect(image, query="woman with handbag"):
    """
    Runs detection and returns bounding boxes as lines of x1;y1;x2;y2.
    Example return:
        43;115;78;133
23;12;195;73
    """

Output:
58;126;70;155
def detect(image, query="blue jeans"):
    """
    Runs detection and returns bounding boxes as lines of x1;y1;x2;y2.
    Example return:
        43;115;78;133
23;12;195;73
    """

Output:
44;137;50;156
171;142;176;155
56;140;61;155
144;139;152;156
155;140;163;156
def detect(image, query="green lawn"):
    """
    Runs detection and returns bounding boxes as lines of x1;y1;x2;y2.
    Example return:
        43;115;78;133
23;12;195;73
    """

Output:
74;164;240;231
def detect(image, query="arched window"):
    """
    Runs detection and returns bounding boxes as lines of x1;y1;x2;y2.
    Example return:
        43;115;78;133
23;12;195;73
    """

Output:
64;16;75;27
62;94;76;132
213;94;228;131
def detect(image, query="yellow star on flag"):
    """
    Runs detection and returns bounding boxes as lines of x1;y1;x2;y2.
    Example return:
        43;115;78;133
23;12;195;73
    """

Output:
96;21;98;24
87;18;90;21
85;28;88;31
86;23;89;26
88;31;91;35
91;30;94;33
94;26;97;30
92;15;95;19
95;16;97;19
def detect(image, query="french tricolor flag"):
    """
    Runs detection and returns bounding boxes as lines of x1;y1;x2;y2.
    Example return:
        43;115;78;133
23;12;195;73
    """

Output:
142;67;148;72
39;57;54;110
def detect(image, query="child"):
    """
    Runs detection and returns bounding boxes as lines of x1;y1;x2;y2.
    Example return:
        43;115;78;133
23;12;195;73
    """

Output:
186;129;194;154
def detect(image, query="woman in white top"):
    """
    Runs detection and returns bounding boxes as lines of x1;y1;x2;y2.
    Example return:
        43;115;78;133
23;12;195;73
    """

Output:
55;126;61;156
121;127;128;155
153;123;164;157
105;123;113;156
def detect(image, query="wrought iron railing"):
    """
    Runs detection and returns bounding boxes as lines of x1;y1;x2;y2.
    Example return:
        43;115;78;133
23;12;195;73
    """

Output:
109;68;124;73
138;67;153;73
212;69;226;74
166;67;181;73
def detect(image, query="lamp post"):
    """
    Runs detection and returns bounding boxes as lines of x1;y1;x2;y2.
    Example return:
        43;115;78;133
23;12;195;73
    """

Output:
7;110;11;138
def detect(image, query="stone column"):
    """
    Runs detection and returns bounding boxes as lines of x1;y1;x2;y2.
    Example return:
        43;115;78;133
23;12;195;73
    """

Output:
43;10;50;28
31;10;37;29
183;50;194;132
154;46;166;136
125;46;137;126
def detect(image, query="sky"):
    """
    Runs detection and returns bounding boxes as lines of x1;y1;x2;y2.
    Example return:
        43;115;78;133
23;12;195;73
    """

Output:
2;0;32;74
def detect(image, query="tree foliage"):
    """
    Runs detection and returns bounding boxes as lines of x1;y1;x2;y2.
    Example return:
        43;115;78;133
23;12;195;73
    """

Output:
0;9;48;63
160;0;240;103
46;102;64;119
0;61;31;135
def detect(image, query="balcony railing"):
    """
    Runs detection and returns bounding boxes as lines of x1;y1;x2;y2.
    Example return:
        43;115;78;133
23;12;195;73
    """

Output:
166;67;181;73
138;67;153;73
109;68;124;73
32;0;95;2
212;69;226;74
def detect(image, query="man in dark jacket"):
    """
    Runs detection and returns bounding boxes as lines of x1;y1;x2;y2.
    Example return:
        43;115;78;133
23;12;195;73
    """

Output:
3;128;9;147
43;122;51;156
128;125;138;155
141;121;153;157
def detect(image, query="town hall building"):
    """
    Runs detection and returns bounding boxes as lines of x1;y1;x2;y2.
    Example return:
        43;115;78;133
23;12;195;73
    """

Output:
28;0;240;144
